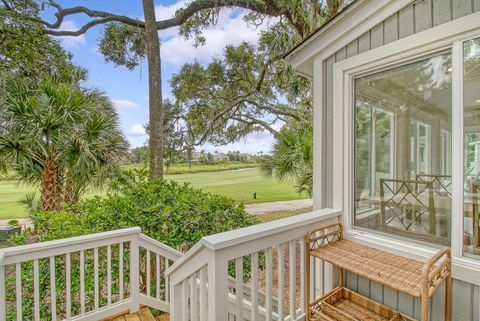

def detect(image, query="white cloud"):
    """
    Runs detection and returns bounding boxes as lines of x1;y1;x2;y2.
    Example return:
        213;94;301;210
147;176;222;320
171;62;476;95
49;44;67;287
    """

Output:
59;20;86;49
155;0;186;20
159;9;271;66
126;124;147;137
113;99;142;110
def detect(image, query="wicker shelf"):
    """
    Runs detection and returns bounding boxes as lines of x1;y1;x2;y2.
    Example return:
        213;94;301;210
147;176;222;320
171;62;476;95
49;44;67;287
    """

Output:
305;223;452;321
310;287;402;321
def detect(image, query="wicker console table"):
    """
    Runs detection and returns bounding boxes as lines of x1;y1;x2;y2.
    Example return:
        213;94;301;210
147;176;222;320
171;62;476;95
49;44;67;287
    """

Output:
305;223;452;321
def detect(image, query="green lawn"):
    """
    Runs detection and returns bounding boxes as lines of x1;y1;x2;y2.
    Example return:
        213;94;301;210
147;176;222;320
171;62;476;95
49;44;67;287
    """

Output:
0;168;306;220
0;181;35;220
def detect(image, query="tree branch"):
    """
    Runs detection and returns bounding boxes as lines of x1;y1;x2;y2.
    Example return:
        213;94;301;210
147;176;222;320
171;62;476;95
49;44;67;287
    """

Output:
12;0;282;37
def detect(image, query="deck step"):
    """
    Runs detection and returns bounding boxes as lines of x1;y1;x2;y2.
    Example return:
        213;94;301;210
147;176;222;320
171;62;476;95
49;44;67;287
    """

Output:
103;307;169;321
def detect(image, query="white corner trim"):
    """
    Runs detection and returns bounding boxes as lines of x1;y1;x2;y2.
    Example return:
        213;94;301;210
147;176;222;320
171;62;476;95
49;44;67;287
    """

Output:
288;0;414;75
332;11;480;284
312;56;324;209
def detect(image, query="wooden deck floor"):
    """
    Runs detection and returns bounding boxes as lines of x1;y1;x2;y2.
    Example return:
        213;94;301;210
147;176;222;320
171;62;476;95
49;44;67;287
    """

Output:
102;307;169;321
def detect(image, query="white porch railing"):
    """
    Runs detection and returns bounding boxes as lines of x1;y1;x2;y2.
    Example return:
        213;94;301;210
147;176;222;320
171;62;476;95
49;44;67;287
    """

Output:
0;227;182;321
0;208;341;321
166;208;342;321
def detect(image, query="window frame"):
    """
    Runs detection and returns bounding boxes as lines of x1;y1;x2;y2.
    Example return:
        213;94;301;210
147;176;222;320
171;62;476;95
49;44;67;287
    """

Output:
331;12;480;285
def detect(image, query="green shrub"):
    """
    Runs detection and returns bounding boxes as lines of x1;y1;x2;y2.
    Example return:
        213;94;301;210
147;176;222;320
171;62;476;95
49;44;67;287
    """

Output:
4;173;257;320
6;219;19;226
29;174;257;250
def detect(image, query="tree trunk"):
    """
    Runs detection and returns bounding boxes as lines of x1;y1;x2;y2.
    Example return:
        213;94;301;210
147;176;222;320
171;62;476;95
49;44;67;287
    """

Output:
142;0;164;179
64;176;80;204
40;156;58;211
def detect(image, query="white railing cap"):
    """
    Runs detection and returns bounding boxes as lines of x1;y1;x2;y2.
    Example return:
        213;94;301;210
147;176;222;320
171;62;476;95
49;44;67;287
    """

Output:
166;208;341;277
0;227;141;264
202;208;341;251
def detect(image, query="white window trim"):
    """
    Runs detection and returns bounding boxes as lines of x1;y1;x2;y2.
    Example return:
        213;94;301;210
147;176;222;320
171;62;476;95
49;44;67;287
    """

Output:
332;11;480;285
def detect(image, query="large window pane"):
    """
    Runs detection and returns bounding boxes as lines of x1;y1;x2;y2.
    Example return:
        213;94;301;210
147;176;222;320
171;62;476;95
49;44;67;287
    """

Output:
354;53;452;246
464;38;480;258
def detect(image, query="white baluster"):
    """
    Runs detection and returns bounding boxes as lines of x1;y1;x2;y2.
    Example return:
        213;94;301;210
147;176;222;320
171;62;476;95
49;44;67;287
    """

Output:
289;241;296;320
66;253;71;319
49;256;56;320
94;247;99;310
80;250;85;314
156;254;160;300
182;280;188;321
190;274;198;321
146;249;151;297
0;265;5;321
300;239;305;313
266;248;273;321
119;243;124;302
278;244;285;321
15;263;21;321
250;253;259;321
33;259;39;321
236;257;244;321
107;245;112;306
199;267;207;321
166;259;170;302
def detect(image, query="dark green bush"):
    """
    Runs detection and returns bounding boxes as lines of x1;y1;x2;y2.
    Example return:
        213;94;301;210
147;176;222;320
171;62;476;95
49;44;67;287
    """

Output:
29;174;257;250
4;172;257;320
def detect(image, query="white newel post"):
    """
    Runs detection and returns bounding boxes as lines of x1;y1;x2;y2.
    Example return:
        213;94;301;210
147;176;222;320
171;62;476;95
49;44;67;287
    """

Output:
130;234;140;312
207;249;229;321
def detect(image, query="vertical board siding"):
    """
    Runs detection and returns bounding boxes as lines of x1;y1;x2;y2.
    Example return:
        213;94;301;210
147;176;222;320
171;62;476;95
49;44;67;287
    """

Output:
370;23;384;49
369;281;383;304
358;31;371;53
357;276;370;298
346;278;475;321
413;0;432;33
336;47;347;62
431;281;446;321
433;0;452;26
345;271;357;292
452;280;474;321
473;285;479;321
397;292;413;316
383;287;398;310
321;1;479;318
398;5;415;37
384;14;399;44
346;40;358;58
453;0;473;18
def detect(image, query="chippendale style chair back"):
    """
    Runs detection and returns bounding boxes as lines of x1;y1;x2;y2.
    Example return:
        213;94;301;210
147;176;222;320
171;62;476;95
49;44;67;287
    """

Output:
380;178;435;237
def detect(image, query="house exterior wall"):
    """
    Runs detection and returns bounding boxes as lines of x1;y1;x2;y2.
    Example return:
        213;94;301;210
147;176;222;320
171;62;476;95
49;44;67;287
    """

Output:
319;1;480;320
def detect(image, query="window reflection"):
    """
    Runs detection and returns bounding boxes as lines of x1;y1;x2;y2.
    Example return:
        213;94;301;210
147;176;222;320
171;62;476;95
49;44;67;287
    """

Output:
464;37;480;258
354;53;452;246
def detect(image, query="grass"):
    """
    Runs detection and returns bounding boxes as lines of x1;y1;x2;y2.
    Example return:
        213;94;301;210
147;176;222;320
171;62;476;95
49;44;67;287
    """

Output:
123;162;259;175
255;207;313;223
0;168;307;220
0;181;35;220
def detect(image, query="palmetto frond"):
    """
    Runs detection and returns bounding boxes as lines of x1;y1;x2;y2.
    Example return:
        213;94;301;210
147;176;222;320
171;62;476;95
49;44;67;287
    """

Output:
260;122;313;196
0;76;127;209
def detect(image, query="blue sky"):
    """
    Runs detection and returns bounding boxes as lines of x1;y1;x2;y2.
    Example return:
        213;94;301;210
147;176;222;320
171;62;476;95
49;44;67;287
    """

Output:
44;0;276;154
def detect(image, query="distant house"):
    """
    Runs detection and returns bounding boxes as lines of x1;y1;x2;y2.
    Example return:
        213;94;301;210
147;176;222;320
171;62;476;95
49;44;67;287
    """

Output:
214;152;229;161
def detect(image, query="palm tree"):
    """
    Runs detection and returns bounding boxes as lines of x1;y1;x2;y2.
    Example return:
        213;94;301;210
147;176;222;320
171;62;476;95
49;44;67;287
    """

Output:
0;77;127;211
260;122;313;196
